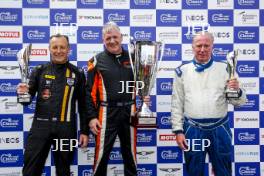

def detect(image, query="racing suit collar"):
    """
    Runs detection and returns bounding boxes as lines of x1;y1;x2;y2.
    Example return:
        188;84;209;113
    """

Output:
192;57;213;72
51;61;68;70
105;47;125;59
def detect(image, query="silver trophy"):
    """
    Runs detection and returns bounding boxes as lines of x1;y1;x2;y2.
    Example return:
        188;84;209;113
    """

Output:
225;50;240;99
17;44;32;103
128;40;164;128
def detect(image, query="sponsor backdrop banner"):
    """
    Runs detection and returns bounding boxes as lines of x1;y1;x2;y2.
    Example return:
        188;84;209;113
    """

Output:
0;0;263;175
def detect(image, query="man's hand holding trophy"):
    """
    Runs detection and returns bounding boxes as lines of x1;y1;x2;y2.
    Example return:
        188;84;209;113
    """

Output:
16;44;32;103
225;50;241;99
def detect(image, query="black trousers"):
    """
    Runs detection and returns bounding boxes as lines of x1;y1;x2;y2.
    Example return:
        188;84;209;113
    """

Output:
93;105;137;176
23;119;76;176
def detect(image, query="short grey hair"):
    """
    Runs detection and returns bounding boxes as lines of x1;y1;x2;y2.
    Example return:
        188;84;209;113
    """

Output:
192;31;214;44
102;21;121;36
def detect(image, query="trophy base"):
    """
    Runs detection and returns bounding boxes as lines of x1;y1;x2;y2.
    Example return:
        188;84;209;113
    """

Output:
226;89;240;99
131;114;157;128
17;94;31;103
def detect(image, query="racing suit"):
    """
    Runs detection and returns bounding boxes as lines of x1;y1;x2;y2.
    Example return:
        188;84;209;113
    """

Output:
22;61;88;176
86;49;137;176
171;59;247;176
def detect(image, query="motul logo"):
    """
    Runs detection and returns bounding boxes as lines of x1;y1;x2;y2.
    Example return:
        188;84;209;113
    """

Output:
31;49;47;56
0;31;19;38
159;134;176;141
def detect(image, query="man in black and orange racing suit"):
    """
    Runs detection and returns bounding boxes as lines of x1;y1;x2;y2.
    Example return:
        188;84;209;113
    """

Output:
17;34;89;176
86;22;137;176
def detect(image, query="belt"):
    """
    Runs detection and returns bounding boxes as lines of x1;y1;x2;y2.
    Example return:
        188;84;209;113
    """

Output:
184;115;228;130
100;100;134;107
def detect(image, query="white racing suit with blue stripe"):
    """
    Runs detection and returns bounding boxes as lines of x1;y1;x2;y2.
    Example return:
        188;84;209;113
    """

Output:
171;59;247;176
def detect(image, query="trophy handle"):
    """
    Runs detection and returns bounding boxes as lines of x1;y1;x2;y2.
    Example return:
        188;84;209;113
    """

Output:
127;38;136;80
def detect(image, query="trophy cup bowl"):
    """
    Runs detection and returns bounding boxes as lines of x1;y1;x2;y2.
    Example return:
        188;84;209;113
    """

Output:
128;40;164;128
225;50;240;99
17;44;32;103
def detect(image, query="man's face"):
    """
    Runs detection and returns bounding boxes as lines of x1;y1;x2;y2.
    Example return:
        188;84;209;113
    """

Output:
49;36;69;64
103;29;123;54
192;35;213;63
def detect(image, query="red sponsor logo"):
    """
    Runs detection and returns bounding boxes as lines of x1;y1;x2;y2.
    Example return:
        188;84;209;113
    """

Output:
159;134;176;141
0;31;20;38
31;49;48;56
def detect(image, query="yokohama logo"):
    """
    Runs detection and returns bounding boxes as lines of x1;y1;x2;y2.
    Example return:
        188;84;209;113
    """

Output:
0;31;19;38
31;49;47;56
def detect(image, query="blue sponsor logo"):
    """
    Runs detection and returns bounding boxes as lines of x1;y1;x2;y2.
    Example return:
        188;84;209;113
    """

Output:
78;165;93;176
236;61;258;77
235;163;260;176
157;112;171;129
23;99;36;114
130;0;155;9
212;44;233;61
69;44;77;61
77;0;102;8
163;44;181;61
157;147;182;163
234;27;259;43
208;10;233;26
260;10;264;26
234;129;259;145
78;27;101;43
104;10;129;26
50;9;76;25
157;10;181;26
235;0;259;9
157;78;173;95
108;148;123;164
182;0;207;9
131;27;156;41
42;167;51;176
137;164;156;176
260;44;264;60
0;8;22;25
0;79;19;96
0;150;23;167
260;78;264;94
234;95;258;111
137;130;156;146
0;44;21;61
261;146;264;162
23;0;49;8
23;26;49;43
0;115;23;131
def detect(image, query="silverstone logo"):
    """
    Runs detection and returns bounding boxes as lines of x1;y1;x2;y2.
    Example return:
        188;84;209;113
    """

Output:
161;150;178;159
137;133;152;143
27;0;45;4
81;0;99;5
137;168;152;176
27;30;46;40
82;169;93;176
134;0;152;5
238;31;255;40
159;167;181;173
0;48;18;57
238;65;255;74
132;14;153;22
217;0;228;5
54;13;73;23
0;12;17;22
0;154;19;164
108;13;126;23
186;0;204;6
0;83;16;93
81;30;99;40
238;0;255;6
109;151;122;160
0;118;19;128
134;31;152;40
160;14;177;23
159;32;179;39
0;32;19;38
212;48;229;57
137;151;154;156
161;116;171;125
239;166;256;175
109;167;124;175
238;132;256;142
239;11;257;23
212;14;230;23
